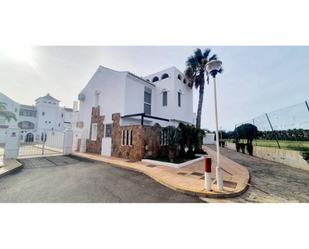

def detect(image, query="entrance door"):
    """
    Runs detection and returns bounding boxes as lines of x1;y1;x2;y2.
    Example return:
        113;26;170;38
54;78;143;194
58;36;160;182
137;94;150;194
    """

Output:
101;124;112;156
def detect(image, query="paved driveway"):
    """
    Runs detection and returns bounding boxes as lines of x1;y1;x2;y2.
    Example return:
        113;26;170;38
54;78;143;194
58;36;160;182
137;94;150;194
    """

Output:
0;156;201;203
204;145;309;203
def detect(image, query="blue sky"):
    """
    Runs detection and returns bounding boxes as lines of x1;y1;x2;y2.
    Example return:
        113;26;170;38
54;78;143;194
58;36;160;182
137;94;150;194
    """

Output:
0;46;309;131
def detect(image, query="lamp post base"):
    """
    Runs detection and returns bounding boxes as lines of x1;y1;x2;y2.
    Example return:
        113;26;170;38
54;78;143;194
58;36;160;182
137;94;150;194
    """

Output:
216;166;223;191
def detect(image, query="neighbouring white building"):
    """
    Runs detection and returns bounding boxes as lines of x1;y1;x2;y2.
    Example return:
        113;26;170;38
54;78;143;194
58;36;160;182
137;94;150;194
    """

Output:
74;65;194;160
0;92;73;143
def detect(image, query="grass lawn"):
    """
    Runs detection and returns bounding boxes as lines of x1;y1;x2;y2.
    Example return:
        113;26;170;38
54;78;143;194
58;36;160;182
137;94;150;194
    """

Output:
228;139;309;152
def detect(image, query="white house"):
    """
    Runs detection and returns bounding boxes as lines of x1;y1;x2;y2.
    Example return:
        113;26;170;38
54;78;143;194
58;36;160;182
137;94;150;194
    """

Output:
0;92;73;143
74;65;194;160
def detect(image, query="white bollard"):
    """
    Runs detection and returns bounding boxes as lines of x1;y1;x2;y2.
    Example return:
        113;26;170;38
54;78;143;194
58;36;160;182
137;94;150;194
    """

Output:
204;157;212;191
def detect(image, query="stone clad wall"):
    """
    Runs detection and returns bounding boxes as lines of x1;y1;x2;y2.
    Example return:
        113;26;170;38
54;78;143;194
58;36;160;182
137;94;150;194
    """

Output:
111;113;161;161
86;106;105;154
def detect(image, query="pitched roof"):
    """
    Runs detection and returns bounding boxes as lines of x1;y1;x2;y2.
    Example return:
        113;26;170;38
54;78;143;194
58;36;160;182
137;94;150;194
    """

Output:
35;93;60;103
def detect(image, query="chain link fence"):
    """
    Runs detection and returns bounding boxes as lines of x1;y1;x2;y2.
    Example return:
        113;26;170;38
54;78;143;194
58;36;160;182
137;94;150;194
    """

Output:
235;101;309;151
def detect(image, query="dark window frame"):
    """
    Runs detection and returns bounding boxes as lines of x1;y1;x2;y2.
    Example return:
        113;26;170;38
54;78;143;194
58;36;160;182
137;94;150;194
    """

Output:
162;91;168;106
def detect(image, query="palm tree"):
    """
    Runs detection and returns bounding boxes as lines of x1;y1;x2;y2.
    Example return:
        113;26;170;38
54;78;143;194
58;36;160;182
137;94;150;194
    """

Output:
0;102;17;122
184;48;222;129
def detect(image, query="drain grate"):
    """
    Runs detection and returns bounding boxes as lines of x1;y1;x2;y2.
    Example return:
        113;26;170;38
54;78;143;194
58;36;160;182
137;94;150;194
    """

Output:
146;164;156;167
213;180;237;189
126;160;137;163
177;172;187;175
191;172;204;177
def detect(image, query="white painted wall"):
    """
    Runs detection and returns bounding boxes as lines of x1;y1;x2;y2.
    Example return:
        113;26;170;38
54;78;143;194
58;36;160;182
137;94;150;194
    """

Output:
75;66;195;151
144;67;193;126
78;66;127;140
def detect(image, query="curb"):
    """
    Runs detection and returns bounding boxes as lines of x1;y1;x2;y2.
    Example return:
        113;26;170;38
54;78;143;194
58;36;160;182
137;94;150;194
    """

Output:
72;153;250;199
0;160;23;179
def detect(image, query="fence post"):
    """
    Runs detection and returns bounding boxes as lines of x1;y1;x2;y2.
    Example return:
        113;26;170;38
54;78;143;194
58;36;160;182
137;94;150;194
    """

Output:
265;113;281;149
63;129;73;155
4;128;20;159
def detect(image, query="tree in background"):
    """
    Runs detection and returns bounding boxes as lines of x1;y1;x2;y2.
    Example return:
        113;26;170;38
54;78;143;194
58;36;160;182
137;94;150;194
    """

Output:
234;123;259;155
0;102;17;122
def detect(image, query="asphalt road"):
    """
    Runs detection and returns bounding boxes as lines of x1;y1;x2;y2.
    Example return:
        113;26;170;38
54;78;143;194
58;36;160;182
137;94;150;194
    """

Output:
0;156;202;203
203;145;309;203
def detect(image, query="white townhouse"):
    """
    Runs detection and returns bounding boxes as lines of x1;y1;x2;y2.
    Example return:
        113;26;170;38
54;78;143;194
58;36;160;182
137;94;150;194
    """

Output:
74;65;194;160
0;92;73;143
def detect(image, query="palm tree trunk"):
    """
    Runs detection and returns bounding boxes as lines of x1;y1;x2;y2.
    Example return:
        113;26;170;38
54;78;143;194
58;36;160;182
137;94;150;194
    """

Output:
196;74;205;129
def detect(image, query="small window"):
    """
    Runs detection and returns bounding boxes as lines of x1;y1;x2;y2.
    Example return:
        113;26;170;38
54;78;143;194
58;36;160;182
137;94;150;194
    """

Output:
42;112;45;116
144;87;152;115
161;73;169;80
144;104;151;115
162;91;167;106
122;130;125;145
152;76;159;82
177;74;182;80
61;114;64;118
105;124;112;138
183;79;187;84
121;129;133;146
178;92;181;107
58;123;60;127
91;123;98;141
130;130;133;145
126;130;129;145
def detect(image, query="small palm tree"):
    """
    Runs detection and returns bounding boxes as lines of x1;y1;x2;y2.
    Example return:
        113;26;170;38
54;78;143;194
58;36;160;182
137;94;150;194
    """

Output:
184;48;223;129
0;102;17;122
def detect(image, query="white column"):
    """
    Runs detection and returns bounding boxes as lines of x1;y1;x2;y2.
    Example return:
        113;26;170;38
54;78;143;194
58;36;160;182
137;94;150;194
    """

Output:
63;129;73;155
4;128;20;159
213;77;223;191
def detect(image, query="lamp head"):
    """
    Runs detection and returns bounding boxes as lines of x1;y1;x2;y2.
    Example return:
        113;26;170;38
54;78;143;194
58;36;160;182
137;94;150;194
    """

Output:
206;60;222;78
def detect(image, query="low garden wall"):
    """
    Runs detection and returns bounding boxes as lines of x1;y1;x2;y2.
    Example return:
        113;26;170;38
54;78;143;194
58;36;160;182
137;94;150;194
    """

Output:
142;156;204;169
226;142;309;171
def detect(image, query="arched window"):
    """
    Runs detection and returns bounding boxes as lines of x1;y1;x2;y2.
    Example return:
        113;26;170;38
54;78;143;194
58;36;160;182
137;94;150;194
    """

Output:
183;78;187;84
152;76;159;82
161;73;169;80
177;74;182;80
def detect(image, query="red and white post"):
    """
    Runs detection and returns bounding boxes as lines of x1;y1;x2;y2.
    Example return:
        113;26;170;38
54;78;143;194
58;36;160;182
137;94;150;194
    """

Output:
204;157;212;191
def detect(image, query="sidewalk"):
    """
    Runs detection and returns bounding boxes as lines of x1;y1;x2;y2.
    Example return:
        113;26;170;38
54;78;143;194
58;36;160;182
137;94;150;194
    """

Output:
73;146;250;198
0;159;23;179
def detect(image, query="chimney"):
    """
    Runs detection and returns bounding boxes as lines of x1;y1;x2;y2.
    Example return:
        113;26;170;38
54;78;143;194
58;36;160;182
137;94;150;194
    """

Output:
73;101;79;112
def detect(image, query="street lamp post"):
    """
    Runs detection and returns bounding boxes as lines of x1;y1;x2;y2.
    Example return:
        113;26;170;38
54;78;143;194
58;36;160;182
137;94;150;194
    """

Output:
206;60;223;191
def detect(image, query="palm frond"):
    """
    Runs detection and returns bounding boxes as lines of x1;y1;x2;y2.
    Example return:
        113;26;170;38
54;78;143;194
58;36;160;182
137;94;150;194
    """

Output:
186;56;198;71
0;110;17;122
194;48;203;64
208;54;218;61
203;49;211;59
